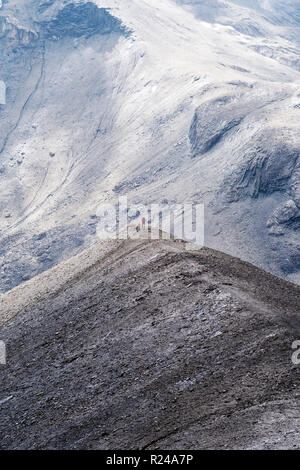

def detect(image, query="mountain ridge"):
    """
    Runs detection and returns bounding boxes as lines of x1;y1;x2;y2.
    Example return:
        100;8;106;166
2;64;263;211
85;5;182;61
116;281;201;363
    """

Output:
1;237;300;449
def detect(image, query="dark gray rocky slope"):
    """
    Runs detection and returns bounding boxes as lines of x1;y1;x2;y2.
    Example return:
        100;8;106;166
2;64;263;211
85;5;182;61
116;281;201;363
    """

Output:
0;238;300;449
1;0;300;292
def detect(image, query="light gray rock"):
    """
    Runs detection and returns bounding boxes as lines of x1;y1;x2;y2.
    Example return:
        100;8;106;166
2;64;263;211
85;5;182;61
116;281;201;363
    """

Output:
0;0;300;290
268;200;299;227
0;238;300;449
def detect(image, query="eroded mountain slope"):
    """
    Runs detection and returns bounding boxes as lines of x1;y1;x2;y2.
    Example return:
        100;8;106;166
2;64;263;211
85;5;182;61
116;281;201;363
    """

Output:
0;237;300;449
0;0;300;290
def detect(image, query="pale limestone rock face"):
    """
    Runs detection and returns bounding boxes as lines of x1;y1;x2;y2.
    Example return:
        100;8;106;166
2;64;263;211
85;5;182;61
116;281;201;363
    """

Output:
0;0;300;290
274;200;299;225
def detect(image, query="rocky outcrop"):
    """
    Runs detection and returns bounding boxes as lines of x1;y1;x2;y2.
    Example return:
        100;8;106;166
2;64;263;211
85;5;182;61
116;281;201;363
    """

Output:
0;16;38;48
267;200;300;237
0;0;300;293
39;2;129;39
188;80;300;282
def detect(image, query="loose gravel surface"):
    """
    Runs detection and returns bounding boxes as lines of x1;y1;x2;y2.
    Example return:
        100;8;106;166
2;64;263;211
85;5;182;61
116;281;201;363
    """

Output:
0;237;300;449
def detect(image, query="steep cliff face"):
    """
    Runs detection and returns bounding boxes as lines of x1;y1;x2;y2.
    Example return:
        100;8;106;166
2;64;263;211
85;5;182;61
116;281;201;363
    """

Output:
188;78;300;279
179;0;300;32
0;0;300;291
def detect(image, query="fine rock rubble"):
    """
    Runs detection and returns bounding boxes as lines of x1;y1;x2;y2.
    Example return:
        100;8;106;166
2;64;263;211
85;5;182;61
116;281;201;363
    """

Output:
0;0;300;291
0;237;300;449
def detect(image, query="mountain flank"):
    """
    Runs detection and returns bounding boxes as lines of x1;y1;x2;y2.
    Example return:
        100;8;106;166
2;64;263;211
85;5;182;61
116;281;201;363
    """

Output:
0;238;300;449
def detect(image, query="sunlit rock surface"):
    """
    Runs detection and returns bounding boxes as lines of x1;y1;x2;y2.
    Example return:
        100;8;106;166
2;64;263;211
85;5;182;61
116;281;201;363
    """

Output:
0;0;299;290
0;237;300;449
